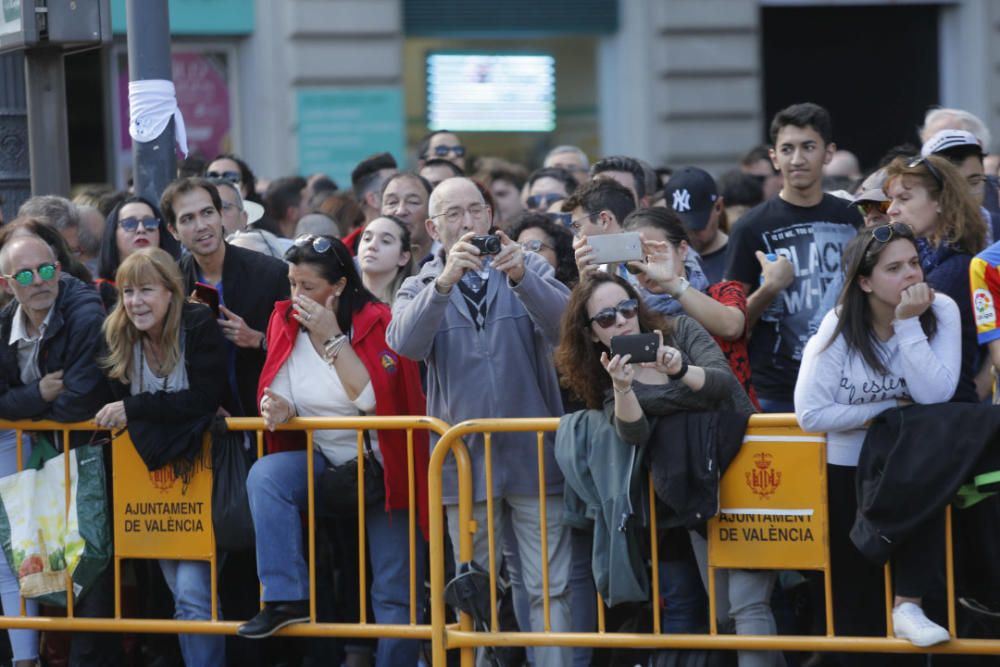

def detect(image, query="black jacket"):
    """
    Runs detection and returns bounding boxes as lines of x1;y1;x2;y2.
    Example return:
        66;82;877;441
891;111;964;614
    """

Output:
851;403;1000;564
108;302;227;472
0;274;111;423
179;242;289;416
649;410;749;530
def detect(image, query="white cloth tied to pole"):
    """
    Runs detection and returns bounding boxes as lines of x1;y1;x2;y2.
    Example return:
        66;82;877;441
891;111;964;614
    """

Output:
128;79;189;157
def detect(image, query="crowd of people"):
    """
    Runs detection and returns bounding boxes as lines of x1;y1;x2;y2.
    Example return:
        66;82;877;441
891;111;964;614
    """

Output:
0;100;999;667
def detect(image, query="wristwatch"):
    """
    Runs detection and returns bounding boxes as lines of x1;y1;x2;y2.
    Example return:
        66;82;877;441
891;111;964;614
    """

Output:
670;276;690;298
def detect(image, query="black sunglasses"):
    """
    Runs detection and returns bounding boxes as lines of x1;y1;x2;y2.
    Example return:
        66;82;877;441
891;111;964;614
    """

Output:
544;212;572;227
526;193;564;210
863;222;915;256
908;156;944;186
287;234;344;268
206;170;241;184
433;145;466;158
118;216;161;233
589;298;639;329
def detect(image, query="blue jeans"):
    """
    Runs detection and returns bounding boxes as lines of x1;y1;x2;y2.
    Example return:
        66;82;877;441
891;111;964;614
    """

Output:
756;398;795;414
247;450;425;667
660;557;708;634
158;559;224;667
0;430;37;662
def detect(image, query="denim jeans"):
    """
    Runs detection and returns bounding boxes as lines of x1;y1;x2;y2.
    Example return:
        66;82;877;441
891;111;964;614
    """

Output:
447;495;572;667
246;450;425;667
0;430;38;662
659;556;708;634
690;531;783;667
158;559;224;667
755;398;795;414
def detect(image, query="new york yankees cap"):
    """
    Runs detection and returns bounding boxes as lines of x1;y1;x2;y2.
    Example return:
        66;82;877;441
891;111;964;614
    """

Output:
664;166;718;231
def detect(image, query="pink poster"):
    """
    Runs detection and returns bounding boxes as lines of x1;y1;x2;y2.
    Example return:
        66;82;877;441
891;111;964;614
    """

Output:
117;51;232;159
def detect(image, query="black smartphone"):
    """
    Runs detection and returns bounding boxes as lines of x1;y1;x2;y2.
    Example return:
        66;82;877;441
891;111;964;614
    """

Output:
193;281;220;318
610;333;659;364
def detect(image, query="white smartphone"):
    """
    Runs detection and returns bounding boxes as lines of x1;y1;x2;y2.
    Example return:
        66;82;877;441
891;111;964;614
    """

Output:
588;232;643;265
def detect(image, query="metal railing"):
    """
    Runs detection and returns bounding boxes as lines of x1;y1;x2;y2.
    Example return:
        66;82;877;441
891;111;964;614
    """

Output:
426;414;1000;665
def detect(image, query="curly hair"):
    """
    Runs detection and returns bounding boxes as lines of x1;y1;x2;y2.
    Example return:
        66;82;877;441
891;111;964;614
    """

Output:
883;154;986;255
509;212;578;287
554;273;671;409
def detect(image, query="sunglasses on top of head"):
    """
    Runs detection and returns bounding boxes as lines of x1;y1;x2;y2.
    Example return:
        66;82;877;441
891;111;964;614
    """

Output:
205;170;242;184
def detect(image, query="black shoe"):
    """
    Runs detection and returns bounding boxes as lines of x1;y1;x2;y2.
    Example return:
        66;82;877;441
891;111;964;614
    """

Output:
237;601;311;638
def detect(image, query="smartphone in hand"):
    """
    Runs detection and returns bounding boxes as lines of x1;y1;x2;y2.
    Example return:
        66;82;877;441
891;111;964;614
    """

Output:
610;333;659;364
193;282;221;318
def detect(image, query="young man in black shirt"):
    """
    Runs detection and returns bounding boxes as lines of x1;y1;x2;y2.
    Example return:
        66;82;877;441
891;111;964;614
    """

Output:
725;103;862;412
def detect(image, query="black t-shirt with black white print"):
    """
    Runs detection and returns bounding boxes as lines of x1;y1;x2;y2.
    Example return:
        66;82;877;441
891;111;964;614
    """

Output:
725;194;862;402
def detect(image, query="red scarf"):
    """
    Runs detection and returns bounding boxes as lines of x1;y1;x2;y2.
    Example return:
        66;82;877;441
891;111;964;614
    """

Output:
257;300;430;536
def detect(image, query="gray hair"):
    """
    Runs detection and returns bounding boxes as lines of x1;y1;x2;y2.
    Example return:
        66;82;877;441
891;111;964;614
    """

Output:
294;213;340;238
427;177;482;219
17;195;79;231
544;145;589;169
921;108;993;149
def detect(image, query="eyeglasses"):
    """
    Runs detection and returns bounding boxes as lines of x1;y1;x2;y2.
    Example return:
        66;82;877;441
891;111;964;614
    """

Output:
220;201;241;213
432;145;466;158
863;222;915;256
908;156;944;186
118;216;161;233
569;211;597;233
544;212;572;227
526;193;564;210
430;203;487;225
3;262;58;287
589;298;639;329
520;239;553;253
206;170;241;184
856;200;891;217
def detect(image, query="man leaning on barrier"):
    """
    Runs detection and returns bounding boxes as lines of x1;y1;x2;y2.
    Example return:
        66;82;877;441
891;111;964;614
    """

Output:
0;233;122;666
387;176;574;667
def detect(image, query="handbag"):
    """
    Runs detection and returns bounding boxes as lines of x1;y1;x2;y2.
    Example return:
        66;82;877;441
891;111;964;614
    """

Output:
315;428;384;517
210;420;255;553
0;434;112;606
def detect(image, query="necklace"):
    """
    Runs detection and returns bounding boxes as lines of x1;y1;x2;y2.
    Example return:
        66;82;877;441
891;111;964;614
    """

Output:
141;339;169;393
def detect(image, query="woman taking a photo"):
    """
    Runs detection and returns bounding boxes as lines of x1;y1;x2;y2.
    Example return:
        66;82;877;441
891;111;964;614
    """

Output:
238;235;429;667
554;273;778;667
796;224;960;650
884;154;985;402
96;196;181;310
356;215;414;306
95;248;227;666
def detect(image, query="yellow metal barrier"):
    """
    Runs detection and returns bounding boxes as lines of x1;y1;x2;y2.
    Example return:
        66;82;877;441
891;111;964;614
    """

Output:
0;416;447;642
427;414;1000;664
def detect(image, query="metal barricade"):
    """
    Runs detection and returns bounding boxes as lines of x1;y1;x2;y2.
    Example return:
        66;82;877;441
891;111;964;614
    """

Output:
427;414;1000;665
0;416;447;642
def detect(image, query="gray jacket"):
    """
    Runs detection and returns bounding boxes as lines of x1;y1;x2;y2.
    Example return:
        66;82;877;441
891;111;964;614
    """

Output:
387;251;569;503
555;409;649;606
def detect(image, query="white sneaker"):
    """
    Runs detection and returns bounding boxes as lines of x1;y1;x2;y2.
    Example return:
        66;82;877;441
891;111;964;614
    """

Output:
893;601;950;647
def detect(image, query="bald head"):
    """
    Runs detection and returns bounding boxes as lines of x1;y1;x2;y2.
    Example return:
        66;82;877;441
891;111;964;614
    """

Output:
428;177;484;219
0;235;56;275
426;177;491;252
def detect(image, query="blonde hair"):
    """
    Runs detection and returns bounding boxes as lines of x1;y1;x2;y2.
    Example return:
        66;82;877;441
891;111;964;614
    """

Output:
101;248;186;383
883;154;986;255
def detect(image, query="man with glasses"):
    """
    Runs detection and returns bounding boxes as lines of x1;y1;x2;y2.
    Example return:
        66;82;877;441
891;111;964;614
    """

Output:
851;168;891;228
560;178;636;282
525;166;577;213
0;234;121;665
417;129;467;170
162;177;289;420
725;102;862;413
387;177;573;667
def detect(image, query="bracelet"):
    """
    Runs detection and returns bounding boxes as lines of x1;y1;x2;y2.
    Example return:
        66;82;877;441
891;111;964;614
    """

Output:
323;334;348;365
613;384;633;395
668;360;689;381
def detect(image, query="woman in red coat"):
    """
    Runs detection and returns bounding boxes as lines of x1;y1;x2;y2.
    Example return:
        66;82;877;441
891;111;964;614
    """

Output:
237;235;429;667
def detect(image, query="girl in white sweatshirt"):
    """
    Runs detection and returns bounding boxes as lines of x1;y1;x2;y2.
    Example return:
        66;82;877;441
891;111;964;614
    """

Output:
795;223;961;651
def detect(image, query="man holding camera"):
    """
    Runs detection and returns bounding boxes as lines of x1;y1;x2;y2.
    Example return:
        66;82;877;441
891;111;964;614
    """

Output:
387;176;573;667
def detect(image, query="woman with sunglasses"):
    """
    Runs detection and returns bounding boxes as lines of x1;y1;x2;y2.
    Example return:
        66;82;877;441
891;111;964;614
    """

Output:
97;196;181;311
238;235;429;667
884;155;986;402
554;274;779;667
795;226;961;650
357;215;414;306
95;248;228;666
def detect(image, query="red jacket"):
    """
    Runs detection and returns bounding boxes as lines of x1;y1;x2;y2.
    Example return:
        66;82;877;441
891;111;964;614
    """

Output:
257;299;430;536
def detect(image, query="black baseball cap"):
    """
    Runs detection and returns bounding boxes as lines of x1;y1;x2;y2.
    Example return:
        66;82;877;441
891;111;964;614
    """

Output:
664;167;718;231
